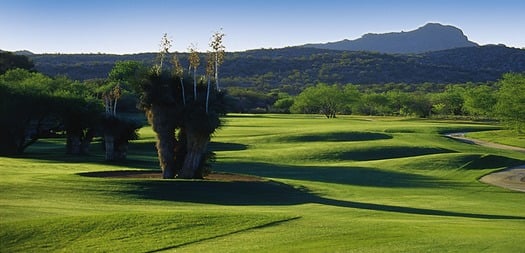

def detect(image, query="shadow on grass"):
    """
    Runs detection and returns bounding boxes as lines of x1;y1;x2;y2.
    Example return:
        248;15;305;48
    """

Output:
17;140;246;171
215;162;449;188
327;146;454;161
209;142;248;151
124;179;525;220
461;154;524;170
281;131;392;142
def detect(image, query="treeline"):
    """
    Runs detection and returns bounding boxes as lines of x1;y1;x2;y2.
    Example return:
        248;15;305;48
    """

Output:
0;65;142;158
1;30;230;180
284;73;525;132
28;45;525;93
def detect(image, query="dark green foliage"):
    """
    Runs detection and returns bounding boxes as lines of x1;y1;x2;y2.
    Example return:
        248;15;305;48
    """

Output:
495;73;525;132
28;46;525;88
0;51;35;74
137;69;227;178
101;116;141;160
226;87;274;113
0;71;102;155
291;83;347;118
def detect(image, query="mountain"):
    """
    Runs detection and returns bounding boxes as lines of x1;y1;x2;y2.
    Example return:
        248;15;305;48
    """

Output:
303;23;479;54
14;50;35;56
26;45;525;93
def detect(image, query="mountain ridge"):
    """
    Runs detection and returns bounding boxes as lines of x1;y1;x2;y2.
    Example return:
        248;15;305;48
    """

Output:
303;23;479;54
22;45;525;90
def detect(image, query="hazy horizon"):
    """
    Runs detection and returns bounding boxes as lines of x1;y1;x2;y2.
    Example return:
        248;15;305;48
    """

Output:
2;0;524;54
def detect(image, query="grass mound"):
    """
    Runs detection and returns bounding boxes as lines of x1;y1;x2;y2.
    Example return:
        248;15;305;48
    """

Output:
1;212;296;252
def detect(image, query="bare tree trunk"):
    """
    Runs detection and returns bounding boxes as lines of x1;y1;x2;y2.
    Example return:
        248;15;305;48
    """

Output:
148;106;177;179
156;130;176;178
215;59;219;91
67;132;82;155
113;98;118;116
104;134;115;161
80;129;95;154
178;128;209;179
180;78;186;105
206;78;211;113
193;68;197;100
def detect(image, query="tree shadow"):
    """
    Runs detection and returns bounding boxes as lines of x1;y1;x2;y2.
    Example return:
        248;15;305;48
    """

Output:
209;142;248;151
124;179;525;220
460;154;524;170
281;131;392;142
214;162;452;188
332;146;454;161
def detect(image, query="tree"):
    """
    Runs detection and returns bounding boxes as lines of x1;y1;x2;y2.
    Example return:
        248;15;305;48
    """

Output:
0;52;35;74
0;70;57;154
205;51;214;113
354;93;390;116
462;84;497;118
272;93;294;113
153;33;172;74
495;73;525;132
0;69;102;155
210;29;225;90
135;34;227;179
430;86;465;116
188;44;200;100
172;54;186;105
99;61;145;161
290;83;346;118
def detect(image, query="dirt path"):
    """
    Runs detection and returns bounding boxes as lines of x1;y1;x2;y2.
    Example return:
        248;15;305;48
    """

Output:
446;133;525;192
445;133;525;153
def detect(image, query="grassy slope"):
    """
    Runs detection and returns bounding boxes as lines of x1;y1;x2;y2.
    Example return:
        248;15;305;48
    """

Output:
466;129;525;148
1;114;524;252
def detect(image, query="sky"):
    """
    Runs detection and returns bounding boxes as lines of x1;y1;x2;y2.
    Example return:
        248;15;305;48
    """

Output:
1;0;524;54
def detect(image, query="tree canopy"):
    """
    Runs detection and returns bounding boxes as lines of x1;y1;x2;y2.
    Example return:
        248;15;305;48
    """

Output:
495;73;525;132
0;52;35;74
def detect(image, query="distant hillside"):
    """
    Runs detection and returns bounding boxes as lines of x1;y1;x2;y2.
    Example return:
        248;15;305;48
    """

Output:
26;45;525;93
303;23;478;54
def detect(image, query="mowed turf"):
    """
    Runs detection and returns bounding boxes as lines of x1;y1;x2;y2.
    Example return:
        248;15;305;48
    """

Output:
1;114;524;252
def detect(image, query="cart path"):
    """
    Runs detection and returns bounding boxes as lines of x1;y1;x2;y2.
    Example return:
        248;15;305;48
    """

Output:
445;133;525;192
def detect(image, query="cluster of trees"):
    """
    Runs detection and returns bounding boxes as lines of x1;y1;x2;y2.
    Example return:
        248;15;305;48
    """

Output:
0;53;141;159
132;31;228;179
0;69;143;158
287;72;525;132
0;51;35;74
1;30;229;179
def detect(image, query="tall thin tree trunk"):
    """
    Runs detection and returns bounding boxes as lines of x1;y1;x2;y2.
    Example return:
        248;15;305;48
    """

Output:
180;78;186;105
113;98;118;116
206;78;211;113
193;68;197;100
215;59;219;90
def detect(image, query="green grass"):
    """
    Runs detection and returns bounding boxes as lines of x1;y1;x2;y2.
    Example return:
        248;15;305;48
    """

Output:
1;114;525;252
466;129;525;148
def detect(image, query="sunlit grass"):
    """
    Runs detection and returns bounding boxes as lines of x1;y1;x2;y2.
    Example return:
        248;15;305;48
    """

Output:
467;129;525;148
1;114;524;252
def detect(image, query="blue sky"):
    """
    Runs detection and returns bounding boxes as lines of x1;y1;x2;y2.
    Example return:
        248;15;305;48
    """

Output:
1;0;524;54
